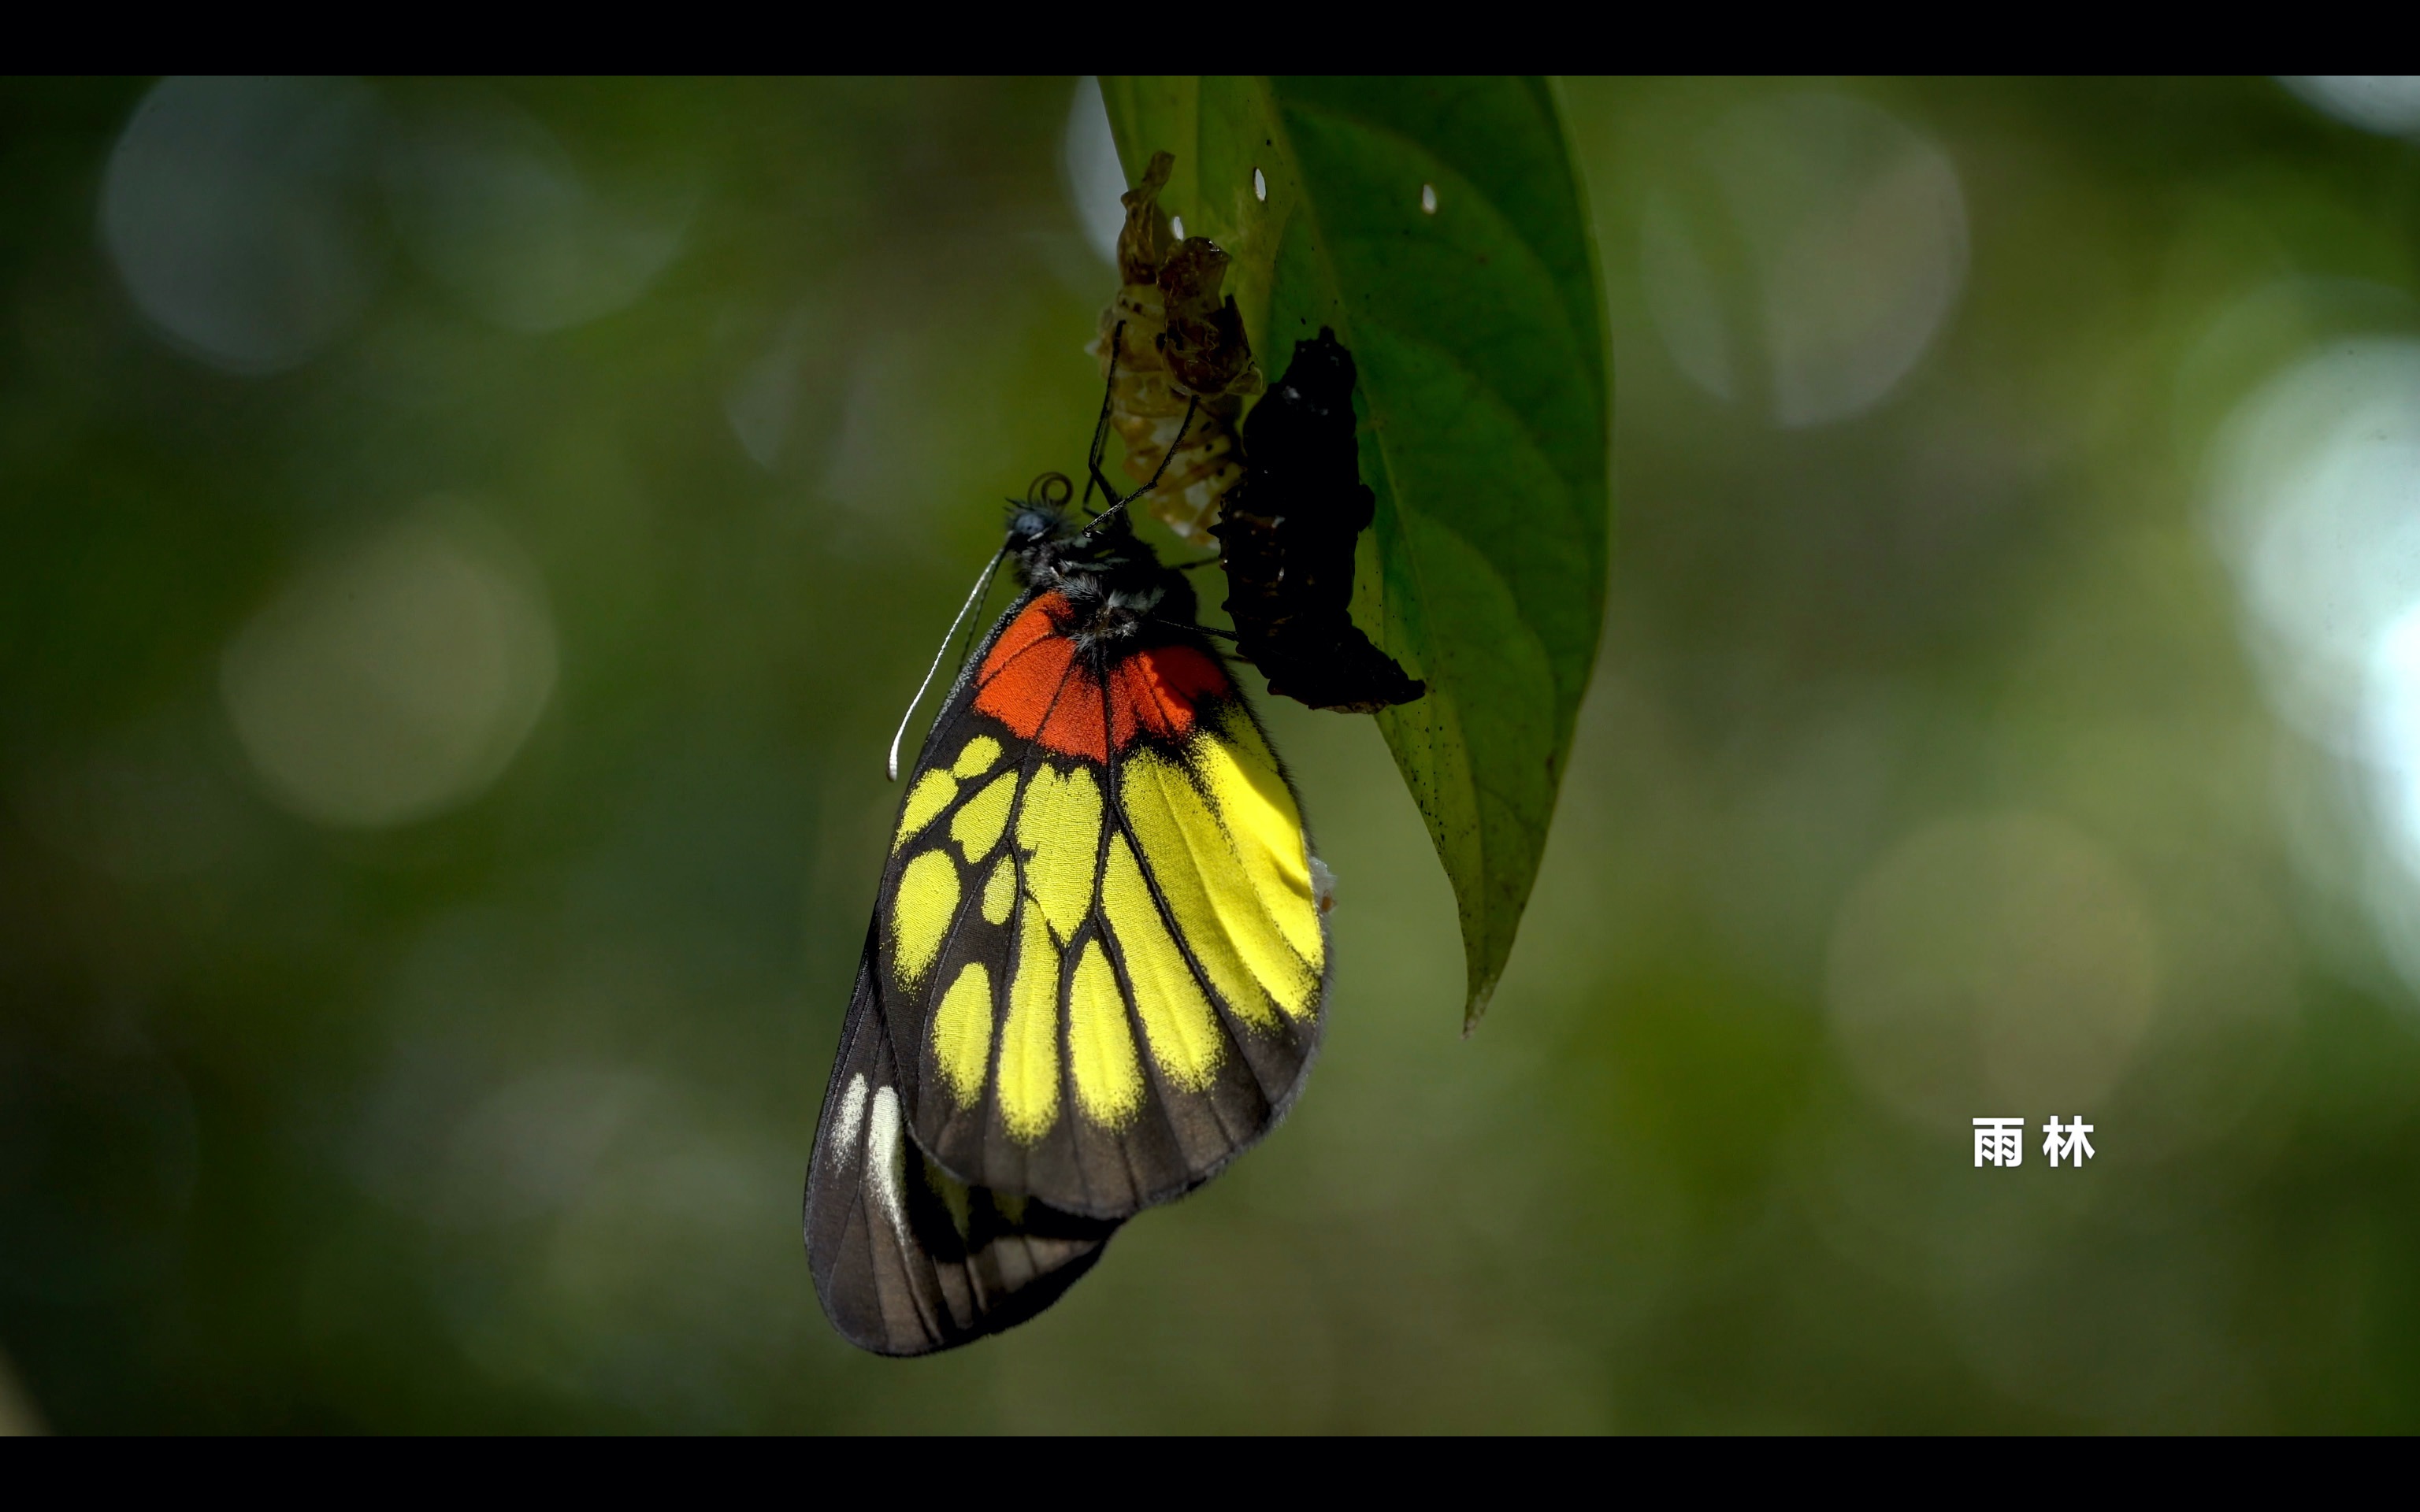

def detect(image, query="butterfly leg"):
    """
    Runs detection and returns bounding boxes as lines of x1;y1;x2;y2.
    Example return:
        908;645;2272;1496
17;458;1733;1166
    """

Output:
1087;395;1200;539
1083;321;1126;516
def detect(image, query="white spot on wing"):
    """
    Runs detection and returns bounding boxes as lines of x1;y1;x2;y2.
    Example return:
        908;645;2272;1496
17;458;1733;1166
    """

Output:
830;1072;868;1171
865;1085;911;1244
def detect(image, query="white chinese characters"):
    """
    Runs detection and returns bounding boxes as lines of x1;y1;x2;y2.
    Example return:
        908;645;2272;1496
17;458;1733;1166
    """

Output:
1972;1117;2025;1167
2043;1116;2095;1168
1973;1116;2095;1168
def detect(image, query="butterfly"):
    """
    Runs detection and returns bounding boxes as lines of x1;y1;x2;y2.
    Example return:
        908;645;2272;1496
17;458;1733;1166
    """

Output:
1214;328;1424;713
806;450;1330;1354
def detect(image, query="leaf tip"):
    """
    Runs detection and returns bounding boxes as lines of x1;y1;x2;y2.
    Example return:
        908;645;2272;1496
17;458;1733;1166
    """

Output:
1460;974;1498;1036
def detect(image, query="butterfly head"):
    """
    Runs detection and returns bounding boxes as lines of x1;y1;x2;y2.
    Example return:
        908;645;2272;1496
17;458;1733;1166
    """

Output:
1002;474;1193;645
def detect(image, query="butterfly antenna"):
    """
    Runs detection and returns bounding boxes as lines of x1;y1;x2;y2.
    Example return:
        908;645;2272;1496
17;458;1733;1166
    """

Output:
888;548;1007;781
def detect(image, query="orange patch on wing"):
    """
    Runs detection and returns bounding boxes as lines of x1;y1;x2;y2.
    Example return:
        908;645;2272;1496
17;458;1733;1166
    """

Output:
974;592;1232;762
1110;644;1229;748
978;595;1072;691
976;596;1080;747
1038;674;1110;763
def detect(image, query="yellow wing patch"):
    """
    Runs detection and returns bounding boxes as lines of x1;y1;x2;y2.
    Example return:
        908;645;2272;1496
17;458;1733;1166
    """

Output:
930;961;993;1104
950;772;1015;865
1121;748;1318;1026
1197;715;1324;976
893;770;956;854
892;849;959;988
1068;938;1144;1125
1000;903;1062;1141
1103;833;1224;1090
951;735;1003;780
980;855;1015;925
1016;763;1101;943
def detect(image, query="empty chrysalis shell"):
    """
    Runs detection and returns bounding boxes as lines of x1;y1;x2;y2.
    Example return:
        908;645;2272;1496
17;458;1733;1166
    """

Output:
1086;151;1260;543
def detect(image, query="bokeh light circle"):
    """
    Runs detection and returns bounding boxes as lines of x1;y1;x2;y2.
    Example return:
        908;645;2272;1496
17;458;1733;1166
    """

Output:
1639;91;1967;428
219;503;557;829
382;84;695;334
1827;813;2161;1127
100;76;385;375
2208;338;2420;757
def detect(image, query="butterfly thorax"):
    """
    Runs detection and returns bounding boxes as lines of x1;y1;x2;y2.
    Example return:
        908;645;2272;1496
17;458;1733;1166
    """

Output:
1005;505;1197;659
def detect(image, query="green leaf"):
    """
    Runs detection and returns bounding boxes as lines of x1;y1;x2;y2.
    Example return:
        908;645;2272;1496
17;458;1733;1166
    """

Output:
1099;76;1611;1026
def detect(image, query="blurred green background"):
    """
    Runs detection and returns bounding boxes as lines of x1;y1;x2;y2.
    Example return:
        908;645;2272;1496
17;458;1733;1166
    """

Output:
7;74;2420;1432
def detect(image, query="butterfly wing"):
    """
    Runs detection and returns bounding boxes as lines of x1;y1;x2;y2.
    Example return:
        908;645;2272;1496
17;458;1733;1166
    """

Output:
874;590;1329;1220
805;921;1117;1356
